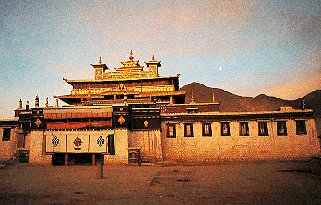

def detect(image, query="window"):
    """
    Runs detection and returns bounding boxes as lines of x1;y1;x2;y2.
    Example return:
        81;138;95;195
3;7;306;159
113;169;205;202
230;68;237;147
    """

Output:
277;121;287;136
221;122;230;136
296;120;307;135
202;123;212;136
184;123;194;137
167;124;176;138
2;128;11;141
108;134;115;155
258;122;269;136
239;122;249;136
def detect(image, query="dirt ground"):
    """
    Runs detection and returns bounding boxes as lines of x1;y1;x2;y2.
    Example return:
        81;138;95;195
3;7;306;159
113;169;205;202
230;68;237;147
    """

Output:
0;160;320;205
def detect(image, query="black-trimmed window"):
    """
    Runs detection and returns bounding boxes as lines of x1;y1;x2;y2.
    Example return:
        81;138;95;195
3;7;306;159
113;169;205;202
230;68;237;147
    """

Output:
184;123;194;137
258;122;269;136
2;128;11;141
108;134;115;155
277;121;287;136
202;123;212;136
221;122;230;136
167;124;176;138
296;120;307;135
239;122;249;136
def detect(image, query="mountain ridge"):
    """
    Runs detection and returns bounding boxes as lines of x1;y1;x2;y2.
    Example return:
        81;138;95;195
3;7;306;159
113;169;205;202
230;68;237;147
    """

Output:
180;82;319;112
179;82;321;135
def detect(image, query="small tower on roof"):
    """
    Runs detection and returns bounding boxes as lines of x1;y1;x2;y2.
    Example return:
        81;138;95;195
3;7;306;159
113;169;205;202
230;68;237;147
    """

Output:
91;56;109;80
129;50;134;61
120;50;141;68
145;54;161;77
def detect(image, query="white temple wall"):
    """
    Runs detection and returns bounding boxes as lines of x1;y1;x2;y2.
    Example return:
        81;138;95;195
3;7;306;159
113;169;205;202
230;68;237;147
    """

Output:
129;130;163;162
0;127;18;161
29;131;51;164
161;119;320;162
105;128;128;164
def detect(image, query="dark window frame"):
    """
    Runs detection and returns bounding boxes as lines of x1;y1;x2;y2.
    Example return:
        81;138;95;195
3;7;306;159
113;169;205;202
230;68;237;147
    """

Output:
167;124;176;138
258;122;269;136
296;120;307;135
221;122;231;136
239;122;250;136
184;123;194;137
202;123;212;137
108;134;115;155
277;121;288;136
2;128;11;141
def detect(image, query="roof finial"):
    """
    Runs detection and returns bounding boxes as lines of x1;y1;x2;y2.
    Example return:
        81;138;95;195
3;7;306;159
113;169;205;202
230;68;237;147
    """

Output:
129;50;134;61
35;95;39;108
18;99;22;109
99;56;102;64
152;54;155;61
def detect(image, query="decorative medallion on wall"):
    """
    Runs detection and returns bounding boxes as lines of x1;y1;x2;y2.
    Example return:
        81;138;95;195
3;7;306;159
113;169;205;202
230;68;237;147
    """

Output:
97;136;105;147
52;136;59;147
73;137;82;150
118;116;125;124
35;118;42;127
119;83;125;90
144;121;149;128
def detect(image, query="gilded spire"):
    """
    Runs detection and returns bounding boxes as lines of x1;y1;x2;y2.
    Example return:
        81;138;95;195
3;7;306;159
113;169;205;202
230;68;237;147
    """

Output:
129;50;134;61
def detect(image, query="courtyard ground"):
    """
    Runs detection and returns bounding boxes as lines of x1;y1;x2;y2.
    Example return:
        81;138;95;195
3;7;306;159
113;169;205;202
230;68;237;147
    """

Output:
0;160;320;205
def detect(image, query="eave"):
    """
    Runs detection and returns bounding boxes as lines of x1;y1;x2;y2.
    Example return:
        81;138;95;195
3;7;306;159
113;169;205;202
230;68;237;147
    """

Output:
63;75;180;84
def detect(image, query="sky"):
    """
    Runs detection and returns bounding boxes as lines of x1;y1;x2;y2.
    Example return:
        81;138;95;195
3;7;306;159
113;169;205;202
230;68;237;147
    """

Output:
0;0;320;118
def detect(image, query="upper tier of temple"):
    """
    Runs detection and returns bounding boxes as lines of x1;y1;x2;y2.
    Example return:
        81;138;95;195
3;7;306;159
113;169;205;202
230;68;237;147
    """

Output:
90;50;163;81
55;51;186;106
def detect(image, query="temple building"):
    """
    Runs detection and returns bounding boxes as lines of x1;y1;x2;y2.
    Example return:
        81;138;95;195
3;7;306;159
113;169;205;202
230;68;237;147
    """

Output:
0;51;320;165
55;51;185;106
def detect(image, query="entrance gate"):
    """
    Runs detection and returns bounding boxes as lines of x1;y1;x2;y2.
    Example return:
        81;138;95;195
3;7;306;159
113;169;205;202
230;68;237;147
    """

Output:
46;131;114;166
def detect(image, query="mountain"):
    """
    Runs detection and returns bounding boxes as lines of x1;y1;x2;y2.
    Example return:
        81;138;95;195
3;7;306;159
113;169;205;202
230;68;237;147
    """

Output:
289;90;321;115
180;82;289;112
179;82;321;135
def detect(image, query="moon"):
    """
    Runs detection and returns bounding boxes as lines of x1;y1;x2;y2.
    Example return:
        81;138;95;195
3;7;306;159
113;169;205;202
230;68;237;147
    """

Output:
218;66;223;71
